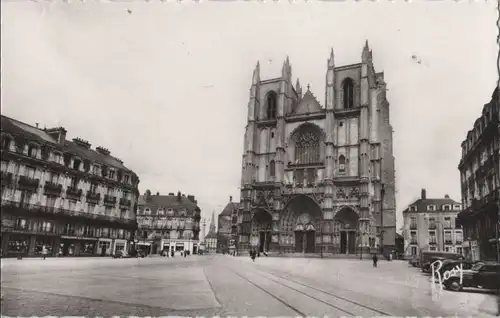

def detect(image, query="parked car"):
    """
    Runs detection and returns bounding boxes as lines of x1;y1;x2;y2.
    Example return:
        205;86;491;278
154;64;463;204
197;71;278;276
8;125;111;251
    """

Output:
432;259;480;278
444;262;500;292
112;250;133;259
409;255;420;267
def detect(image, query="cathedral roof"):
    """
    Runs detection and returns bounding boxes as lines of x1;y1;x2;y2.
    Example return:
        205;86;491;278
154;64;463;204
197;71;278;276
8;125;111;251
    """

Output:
293;87;323;114
219;201;240;217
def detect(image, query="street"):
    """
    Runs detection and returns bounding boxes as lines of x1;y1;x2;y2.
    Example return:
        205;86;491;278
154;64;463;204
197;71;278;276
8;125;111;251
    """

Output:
1;255;498;316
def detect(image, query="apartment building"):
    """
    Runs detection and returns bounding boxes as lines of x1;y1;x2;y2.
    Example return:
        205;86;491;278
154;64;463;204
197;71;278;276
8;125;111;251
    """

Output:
457;86;499;261
403;189;463;259
0;115;140;257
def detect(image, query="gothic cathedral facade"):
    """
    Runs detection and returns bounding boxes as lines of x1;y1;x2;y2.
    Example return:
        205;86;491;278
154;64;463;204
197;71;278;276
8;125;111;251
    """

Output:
237;42;397;256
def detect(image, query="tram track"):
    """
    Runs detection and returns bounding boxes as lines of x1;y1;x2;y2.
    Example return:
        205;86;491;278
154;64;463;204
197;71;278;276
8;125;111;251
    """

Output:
224;263;391;316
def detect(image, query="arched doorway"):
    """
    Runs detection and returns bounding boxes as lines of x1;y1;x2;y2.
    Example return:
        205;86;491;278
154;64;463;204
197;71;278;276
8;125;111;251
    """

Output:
281;195;322;253
252;209;272;253
334;207;359;254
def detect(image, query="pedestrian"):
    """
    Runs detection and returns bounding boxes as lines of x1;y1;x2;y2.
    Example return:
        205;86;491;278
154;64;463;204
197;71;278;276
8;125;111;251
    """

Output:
251;249;256;262
372;254;378;267
41;245;48;260
184;251;187;258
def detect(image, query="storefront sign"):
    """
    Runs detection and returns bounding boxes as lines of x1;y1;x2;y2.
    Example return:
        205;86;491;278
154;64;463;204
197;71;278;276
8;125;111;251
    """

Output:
61;236;98;241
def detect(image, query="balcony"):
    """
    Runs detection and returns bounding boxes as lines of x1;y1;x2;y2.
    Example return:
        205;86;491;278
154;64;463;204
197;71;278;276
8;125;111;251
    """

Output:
18;175;40;191
445;240;453;245
428;224;437;230
86;191;101;204
443;223;452;229
66;187;82;200
410;224;417;230
119;198;131;208
0;200;135;226
104;195;117;206
456;239;463;244
44;181;62;196
429;240;437;245
410;239;418;244
1;172;13;186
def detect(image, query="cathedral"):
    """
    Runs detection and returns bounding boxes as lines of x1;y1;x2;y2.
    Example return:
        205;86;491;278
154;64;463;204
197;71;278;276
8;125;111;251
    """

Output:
236;42;397;257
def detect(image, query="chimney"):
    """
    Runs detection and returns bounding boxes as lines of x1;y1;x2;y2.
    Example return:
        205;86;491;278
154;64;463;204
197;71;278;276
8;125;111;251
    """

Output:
145;189;152;202
421;188;426;200
230;196;233;202
35;122;39;128
96;146;110;156
72;137;91;149
177;191;182;202
187;195;195;203
156;191;160;196
46;127;67;146
168;192;174;196
444;194;450;199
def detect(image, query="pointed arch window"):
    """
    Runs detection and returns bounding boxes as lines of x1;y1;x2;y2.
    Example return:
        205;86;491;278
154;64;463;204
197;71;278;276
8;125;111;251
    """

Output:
266;91;277;119
269;160;276;177
294;128;320;164
342;78;354;109
338;155;346;173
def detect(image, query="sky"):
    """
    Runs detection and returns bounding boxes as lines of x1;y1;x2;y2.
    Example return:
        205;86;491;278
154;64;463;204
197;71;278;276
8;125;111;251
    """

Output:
1;0;498;232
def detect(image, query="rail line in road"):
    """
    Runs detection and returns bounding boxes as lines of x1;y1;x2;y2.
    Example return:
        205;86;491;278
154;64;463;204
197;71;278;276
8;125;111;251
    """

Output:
224;263;391;317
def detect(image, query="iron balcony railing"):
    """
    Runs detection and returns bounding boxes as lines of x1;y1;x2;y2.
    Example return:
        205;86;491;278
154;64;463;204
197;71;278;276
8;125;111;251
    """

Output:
44;181;63;195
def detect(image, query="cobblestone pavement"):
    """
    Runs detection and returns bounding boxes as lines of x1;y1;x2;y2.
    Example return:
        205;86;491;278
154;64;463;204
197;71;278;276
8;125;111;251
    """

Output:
1;255;498;316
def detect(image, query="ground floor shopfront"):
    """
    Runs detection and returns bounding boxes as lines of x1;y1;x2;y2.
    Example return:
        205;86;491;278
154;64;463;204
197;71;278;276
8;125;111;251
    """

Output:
1;232;132;258
136;239;200;256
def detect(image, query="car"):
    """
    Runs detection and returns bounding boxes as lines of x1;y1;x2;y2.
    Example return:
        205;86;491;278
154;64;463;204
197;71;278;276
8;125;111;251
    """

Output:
112;250;133;258
443;262;500;292
421;257;447;273
431;259;479;278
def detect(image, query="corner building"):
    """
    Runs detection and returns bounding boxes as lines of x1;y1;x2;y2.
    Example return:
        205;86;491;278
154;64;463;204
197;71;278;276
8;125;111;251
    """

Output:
0;115;139;257
237;42;397;256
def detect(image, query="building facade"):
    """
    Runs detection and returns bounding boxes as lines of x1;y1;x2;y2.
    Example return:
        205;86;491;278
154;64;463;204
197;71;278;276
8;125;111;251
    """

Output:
217;196;240;254
402;189;464;259
457;87;500;262
135;191;201;255
0;115;140;258
237;42;397;256
204;212;217;253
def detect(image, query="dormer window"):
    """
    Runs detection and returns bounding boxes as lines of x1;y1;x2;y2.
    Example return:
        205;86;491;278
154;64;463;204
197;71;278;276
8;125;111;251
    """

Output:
157;208;165;215
124;175;130;184
144;208;151;215
443;205;451;211
453;204;461;210
27;144;38;158
92;164;101;175
73;158;82;171
1;135;12;151
109;170;115;180
167;208;174;216
409;206;417;212
52;152;62;164
427;205;436;211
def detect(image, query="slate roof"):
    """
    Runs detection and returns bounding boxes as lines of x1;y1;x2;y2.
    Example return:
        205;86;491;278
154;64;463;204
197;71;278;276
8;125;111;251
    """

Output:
1;115;134;173
219;202;240;217
138;193;200;216
293;89;323;114
402;197;460;214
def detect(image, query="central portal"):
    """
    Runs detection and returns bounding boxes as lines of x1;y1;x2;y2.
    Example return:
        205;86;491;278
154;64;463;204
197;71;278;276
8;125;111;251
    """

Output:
281;195;322;254
335;207;360;255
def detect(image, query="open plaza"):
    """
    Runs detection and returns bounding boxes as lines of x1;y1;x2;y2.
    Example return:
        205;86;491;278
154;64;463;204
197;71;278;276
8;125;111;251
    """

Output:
1;255;498;317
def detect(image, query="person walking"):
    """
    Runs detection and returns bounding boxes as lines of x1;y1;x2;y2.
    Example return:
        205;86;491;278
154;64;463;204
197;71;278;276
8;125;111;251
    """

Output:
41;245;48;260
372;254;378;268
251;250;256;262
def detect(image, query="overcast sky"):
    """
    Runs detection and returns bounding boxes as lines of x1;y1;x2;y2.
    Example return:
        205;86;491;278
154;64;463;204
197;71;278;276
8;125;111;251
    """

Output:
1;0;498;231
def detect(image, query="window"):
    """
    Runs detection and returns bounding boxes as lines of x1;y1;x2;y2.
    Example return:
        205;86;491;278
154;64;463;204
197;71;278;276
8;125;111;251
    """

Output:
53;152;62;164
342;78;354;109
410;206;417;212
338;155;346;173
90;183;98;194
109;170;115;179
266;92;277;119
68;200;77;211
46;196;56;208
428;217;436;229
429;231;436;243
124;175;130;184
444;231;452;243
269;160;275;177
2;136;12;150
271;132;275;138
27;144;37;158
88;203;96;214
49;172;59;184
70;176;78;188
427;205;436;211
145;208;151;215
25;166;36;178
107;187;114;195
411;246;417;256
105;207;112;215
430;246;436;251
444;217;451;228
295;128;321;165
443;205;450;211
457;247;463;254
1;160;9;172
73;158;81;170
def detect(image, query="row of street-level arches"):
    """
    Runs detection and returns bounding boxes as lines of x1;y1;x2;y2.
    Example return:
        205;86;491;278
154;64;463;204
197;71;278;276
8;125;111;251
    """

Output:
260;78;355;120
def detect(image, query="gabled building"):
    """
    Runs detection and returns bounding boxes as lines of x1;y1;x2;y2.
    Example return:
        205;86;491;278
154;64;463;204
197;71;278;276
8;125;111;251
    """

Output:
217;196;240;254
204;211;217;253
457;86;499;262
0;115;140;258
135;191;201;255
402;189;463;259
